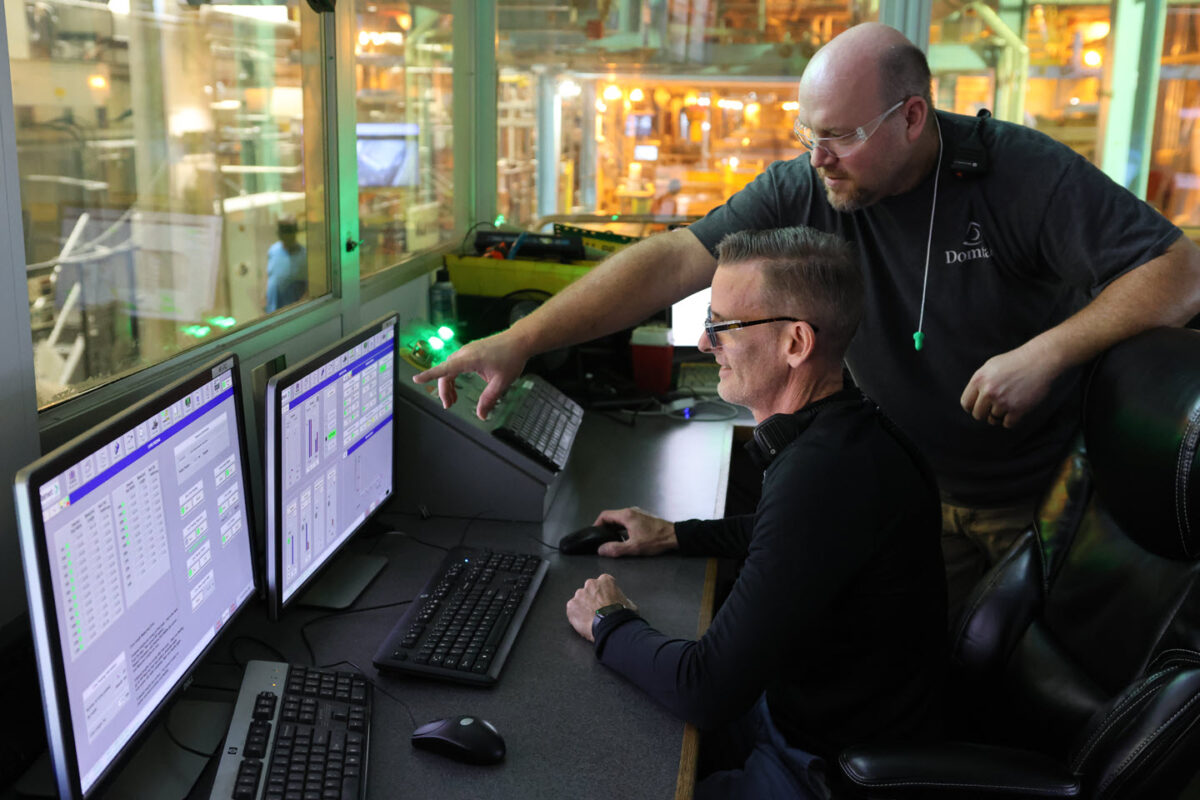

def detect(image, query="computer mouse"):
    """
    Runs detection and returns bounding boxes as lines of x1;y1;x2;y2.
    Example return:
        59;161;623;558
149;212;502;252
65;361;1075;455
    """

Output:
558;522;627;555
411;715;506;765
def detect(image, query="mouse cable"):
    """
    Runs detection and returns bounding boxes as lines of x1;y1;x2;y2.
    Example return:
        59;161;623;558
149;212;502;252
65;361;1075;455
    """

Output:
380;529;451;552
318;659;417;730
229;635;289;668
377;508;555;551
377;508;542;526
300;597;414;667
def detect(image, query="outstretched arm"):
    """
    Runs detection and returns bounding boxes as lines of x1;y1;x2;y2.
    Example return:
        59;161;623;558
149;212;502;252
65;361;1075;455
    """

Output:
414;228;718;419
962;235;1200;427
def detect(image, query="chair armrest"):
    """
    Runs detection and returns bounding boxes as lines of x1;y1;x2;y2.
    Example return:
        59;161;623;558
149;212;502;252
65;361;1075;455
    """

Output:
838;741;1081;798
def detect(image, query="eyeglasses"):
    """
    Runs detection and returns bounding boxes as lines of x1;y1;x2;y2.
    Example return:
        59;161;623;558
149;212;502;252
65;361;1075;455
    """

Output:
704;305;813;348
793;98;907;159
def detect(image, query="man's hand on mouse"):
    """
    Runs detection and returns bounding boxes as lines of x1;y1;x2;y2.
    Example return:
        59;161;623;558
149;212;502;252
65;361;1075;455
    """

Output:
412;331;529;420
593;507;678;558
566;574;638;643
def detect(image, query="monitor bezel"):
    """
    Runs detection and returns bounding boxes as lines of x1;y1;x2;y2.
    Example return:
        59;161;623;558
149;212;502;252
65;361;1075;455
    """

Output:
264;313;399;620
12;354;259;800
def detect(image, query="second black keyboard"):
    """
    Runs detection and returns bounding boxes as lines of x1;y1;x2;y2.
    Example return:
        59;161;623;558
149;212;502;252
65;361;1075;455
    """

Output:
208;661;371;800
372;546;548;686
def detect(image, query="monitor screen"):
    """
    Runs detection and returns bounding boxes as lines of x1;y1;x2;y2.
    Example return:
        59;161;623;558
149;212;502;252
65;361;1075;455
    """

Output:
265;315;397;617
14;356;257;799
356;122;419;188
633;144;659;162
671;286;711;349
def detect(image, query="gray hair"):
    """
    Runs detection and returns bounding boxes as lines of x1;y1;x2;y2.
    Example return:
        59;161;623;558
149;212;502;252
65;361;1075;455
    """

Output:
715;227;863;358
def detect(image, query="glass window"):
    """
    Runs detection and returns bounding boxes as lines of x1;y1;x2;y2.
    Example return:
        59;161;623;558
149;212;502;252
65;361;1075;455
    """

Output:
354;2;454;278
1148;3;1200;230
495;0;878;231
13;0;328;409
930;2;1111;163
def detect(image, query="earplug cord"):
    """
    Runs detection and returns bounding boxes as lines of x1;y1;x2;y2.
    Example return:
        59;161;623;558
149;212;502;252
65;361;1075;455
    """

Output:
914;113;943;352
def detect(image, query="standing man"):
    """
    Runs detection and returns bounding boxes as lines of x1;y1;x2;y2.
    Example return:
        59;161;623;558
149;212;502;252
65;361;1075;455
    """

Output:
265;214;308;313
420;23;1200;622
565;227;946;799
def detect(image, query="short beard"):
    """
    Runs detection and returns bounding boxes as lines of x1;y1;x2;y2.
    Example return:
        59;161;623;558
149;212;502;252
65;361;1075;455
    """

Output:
820;176;877;212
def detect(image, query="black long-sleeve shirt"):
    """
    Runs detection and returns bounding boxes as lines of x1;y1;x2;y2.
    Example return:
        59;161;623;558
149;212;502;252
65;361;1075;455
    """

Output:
593;390;947;759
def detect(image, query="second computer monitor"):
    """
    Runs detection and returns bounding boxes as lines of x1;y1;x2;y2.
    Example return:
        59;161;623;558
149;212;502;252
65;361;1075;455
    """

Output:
265;314;397;618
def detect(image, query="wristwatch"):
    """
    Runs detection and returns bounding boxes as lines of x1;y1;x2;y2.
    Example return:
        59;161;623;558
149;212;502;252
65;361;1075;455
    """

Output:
592;602;628;636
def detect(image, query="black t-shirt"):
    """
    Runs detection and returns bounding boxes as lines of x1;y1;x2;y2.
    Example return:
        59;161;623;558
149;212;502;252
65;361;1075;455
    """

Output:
689;110;1182;505
592;389;947;760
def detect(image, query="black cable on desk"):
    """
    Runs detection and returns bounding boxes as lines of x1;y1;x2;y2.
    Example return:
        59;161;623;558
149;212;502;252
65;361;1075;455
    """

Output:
164;702;219;760
379;505;560;550
229;635;289;668
299;597;413;667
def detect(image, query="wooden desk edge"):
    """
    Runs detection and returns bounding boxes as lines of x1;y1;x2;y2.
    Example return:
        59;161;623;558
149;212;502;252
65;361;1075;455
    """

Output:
674;557;719;800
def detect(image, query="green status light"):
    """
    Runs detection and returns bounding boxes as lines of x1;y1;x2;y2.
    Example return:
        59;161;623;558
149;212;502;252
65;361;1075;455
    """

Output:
611;214;619;221
494;214;506;227
181;325;211;338
428;336;445;351
206;316;236;329
437;326;455;342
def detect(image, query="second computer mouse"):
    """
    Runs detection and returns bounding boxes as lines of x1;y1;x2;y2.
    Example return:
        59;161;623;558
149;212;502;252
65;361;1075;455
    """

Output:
558;522;627;555
411;715;506;765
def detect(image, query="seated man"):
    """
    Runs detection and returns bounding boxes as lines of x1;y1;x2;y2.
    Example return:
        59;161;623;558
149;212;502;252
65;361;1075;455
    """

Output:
566;227;947;799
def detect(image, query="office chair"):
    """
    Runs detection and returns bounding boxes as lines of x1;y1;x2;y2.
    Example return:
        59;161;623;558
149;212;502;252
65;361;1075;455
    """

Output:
837;327;1200;799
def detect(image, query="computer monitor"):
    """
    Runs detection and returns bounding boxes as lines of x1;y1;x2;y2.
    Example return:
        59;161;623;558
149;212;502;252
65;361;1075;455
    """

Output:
264;314;397;618
671;286;711;349
356;122;419;188
13;356;257;799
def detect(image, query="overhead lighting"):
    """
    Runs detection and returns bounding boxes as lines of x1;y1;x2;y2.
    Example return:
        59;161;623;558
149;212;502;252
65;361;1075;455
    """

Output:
1083;49;1102;68
87;75;108;91
781;101;799;111
602;84;622;102
1085;21;1110;41
629;88;644;102
558;80;582;99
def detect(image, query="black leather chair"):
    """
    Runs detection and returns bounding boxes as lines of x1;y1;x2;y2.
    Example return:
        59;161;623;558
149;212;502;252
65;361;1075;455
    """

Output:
837;327;1200;799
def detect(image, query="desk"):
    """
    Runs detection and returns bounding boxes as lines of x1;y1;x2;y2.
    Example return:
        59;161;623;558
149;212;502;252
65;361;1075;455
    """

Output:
97;411;731;800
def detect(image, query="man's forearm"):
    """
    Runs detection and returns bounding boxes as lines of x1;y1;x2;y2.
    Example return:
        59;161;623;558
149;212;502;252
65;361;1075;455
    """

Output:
1033;236;1200;373
505;228;717;356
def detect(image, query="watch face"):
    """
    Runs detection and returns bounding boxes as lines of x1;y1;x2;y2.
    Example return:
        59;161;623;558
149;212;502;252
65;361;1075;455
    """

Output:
595;603;626;618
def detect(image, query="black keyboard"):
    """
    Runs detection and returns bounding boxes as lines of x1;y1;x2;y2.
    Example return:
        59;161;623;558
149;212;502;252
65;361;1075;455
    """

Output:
209;661;371;800
492;376;583;471
372;546;548;686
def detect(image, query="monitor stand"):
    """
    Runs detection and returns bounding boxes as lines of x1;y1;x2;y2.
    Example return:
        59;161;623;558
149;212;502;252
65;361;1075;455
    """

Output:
297;553;388;610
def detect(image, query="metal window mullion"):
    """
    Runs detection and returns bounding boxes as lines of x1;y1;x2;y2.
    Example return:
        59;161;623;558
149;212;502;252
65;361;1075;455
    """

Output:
323;0;360;329
453;0;497;231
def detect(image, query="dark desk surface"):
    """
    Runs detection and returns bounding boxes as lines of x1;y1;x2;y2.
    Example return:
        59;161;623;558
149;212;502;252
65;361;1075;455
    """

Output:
82;411;731;800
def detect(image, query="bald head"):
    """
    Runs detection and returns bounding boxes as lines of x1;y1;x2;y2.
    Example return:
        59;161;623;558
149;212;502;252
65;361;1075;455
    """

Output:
801;23;931;110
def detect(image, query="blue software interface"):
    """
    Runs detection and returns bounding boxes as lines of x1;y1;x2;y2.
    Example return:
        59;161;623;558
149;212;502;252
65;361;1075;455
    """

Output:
275;319;395;605
25;358;255;795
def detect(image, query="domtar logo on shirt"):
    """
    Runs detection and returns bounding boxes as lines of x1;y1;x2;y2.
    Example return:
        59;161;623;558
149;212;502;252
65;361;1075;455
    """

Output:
945;221;992;264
